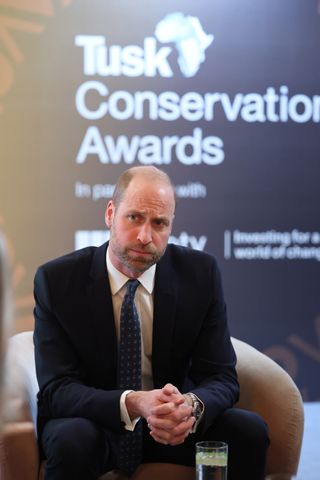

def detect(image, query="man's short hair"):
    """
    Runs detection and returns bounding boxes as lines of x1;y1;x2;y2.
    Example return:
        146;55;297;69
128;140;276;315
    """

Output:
112;166;177;209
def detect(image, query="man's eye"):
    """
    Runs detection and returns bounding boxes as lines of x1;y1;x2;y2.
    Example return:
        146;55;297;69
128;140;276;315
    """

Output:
154;219;168;228
128;214;142;223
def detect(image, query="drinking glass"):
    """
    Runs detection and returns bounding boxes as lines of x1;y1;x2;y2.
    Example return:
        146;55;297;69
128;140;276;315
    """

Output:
196;441;228;480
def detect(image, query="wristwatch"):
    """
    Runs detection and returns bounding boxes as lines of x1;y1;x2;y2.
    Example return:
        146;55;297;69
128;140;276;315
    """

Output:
184;392;204;423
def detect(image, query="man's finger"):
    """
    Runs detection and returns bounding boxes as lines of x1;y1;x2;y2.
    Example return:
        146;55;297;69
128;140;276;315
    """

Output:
147;415;176;431
150;401;177;416
151;403;192;421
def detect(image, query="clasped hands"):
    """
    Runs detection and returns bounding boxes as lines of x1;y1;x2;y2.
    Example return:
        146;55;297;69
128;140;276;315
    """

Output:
126;383;195;446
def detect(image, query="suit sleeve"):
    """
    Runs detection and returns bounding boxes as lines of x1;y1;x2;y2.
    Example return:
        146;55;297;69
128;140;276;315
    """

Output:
187;257;240;432
33;265;123;434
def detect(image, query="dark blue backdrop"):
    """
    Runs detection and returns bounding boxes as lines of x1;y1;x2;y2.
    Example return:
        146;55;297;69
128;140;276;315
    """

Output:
0;0;319;399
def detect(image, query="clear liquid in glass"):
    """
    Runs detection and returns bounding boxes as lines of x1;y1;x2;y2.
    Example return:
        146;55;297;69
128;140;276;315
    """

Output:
196;453;227;480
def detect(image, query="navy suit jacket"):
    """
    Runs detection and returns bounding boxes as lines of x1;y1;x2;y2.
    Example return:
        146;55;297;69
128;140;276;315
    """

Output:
33;242;239;438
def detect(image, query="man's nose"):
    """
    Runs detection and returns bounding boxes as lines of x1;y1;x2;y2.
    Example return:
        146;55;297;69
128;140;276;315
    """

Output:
137;223;152;244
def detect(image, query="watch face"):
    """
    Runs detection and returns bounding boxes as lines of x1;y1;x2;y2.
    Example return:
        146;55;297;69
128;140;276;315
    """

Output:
187;393;203;421
192;400;200;419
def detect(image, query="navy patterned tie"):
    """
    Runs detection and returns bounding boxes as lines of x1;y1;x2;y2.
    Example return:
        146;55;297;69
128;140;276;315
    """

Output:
118;279;142;475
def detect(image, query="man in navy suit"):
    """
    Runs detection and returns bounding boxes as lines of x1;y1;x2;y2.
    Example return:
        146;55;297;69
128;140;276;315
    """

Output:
34;166;269;479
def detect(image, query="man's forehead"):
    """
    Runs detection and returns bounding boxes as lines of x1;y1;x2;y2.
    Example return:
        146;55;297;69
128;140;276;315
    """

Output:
118;189;175;219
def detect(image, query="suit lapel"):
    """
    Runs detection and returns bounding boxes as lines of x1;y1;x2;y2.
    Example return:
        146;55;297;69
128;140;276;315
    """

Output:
86;243;118;386
85;243;178;389
152;250;177;387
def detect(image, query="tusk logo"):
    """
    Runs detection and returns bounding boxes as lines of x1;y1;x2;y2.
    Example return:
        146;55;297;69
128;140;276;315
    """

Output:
155;12;214;77
76;13;213;78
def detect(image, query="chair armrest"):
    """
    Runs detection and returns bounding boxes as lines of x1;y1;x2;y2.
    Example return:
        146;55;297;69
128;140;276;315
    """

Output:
1;332;40;479
3;332;38;425
0;421;39;480
231;337;304;475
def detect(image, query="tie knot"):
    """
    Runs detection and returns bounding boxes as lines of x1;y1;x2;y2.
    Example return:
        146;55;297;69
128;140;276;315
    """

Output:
126;279;140;297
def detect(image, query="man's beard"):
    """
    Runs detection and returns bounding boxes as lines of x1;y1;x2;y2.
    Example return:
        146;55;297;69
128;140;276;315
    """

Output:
109;232;165;275
120;247;162;274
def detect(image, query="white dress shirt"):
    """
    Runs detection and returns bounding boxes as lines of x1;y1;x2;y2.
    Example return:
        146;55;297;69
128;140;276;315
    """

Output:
106;248;203;433
106;248;155;430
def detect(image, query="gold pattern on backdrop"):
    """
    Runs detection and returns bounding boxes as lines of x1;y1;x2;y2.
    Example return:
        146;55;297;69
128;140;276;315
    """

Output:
0;0;75;113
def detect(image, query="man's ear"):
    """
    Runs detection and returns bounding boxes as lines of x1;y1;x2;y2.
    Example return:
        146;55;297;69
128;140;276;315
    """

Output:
105;201;114;229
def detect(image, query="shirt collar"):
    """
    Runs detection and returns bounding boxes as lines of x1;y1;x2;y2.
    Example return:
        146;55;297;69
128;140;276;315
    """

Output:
106;247;155;295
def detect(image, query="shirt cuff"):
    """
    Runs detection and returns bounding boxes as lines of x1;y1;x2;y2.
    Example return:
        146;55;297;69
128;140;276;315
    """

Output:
120;390;141;431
